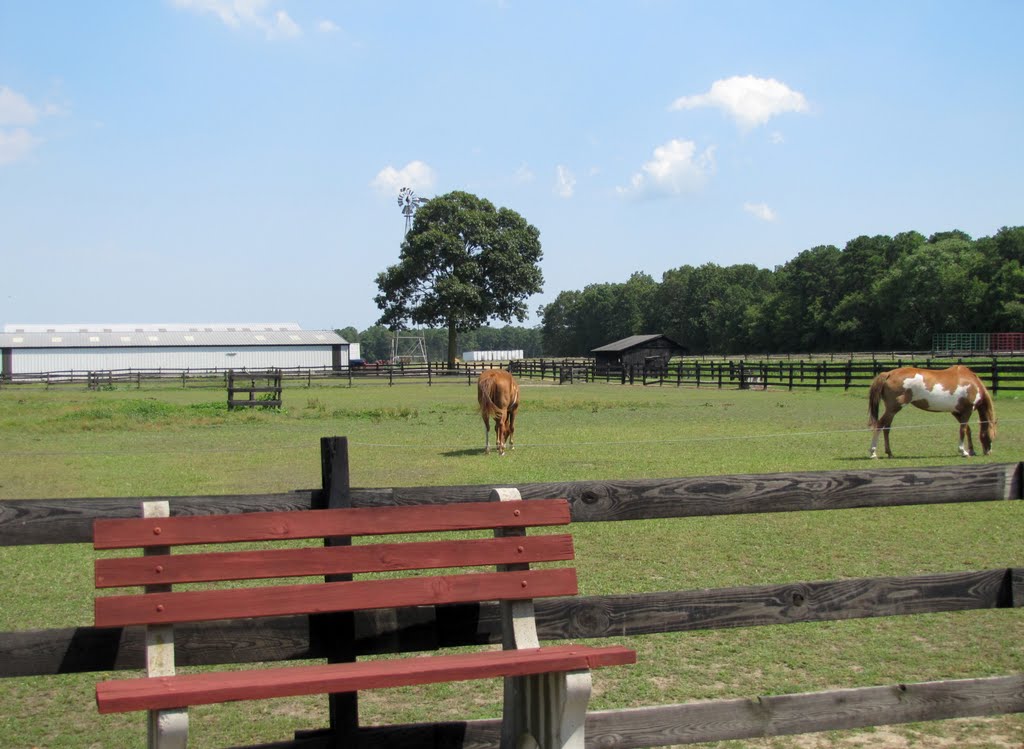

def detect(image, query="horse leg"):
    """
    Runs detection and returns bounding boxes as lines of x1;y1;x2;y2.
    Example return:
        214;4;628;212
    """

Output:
870;406;898;458
496;411;508;456
956;414;975;457
506;405;517;451
482;413;491;454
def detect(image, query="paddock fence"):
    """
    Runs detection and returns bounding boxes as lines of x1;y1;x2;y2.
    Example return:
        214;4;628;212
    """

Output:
3;354;1024;394
1;441;1021;748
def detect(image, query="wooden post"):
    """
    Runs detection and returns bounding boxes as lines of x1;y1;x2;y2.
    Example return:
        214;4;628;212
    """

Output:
142;500;188;748
313;437;358;748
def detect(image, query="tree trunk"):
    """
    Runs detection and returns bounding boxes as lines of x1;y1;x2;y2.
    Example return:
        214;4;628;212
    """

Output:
447;324;457;368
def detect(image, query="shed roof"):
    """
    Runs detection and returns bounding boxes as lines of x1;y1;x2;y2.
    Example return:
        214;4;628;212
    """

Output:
591;334;683;353
0;330;346;349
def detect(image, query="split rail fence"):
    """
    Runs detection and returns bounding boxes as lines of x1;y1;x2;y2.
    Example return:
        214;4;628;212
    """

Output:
3;354;1024;392
0;437;1021;748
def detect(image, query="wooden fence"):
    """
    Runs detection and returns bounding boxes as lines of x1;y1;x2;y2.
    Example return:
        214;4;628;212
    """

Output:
3;355;1024;393
0;437;1021;748
227;369;283;409
511;356;1024;394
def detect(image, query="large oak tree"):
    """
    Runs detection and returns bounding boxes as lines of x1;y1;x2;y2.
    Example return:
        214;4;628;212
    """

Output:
375;191;543;366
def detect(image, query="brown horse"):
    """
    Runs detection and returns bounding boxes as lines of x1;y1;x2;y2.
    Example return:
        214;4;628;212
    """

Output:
477;370;519;456
868;365;997;458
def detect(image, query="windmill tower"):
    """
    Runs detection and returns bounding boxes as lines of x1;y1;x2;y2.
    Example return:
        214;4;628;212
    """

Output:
391;187;430;364
397;187;428;234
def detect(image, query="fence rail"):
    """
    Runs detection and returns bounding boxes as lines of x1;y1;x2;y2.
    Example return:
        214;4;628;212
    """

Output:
3;354;1024;393
0;453;1021;747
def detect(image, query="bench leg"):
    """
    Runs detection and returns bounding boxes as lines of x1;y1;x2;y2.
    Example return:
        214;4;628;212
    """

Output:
142;501;190;749
148;708;188;749
503;669;592;749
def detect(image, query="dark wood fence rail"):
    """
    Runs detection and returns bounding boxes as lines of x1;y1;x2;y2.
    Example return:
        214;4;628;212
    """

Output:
0;450;1021;748
4;355;1024;393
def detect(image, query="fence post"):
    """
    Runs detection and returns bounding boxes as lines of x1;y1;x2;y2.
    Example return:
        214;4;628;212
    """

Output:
314;437;359;746
991;356;999;395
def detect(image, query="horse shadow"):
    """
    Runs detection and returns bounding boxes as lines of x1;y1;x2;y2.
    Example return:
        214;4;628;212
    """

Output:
441;448;485;457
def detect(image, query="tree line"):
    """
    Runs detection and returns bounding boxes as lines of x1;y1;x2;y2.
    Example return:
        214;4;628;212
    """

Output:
342;225;1023;359
539;226;1024;356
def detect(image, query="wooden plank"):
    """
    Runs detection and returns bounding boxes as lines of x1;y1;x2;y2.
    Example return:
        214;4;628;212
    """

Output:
95;644;636;713
327;674;1024;749
95;568;579;627
6;568;1020;677
0;493;316;546
96;534;575;587
4;464;1019;547
93;499;571;549
580;673;1024;747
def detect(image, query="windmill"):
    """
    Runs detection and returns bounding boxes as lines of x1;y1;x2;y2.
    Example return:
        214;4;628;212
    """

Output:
397;187;428;234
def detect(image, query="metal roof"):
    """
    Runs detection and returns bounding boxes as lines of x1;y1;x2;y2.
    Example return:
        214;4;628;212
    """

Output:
3;322;303;333
591;334;680;353
0;330;347;349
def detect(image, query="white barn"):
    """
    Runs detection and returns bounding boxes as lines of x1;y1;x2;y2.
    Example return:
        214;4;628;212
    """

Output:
0;323;351;377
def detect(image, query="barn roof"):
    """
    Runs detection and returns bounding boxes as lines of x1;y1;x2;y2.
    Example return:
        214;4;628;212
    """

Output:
591;334;683;353
0;330;347;349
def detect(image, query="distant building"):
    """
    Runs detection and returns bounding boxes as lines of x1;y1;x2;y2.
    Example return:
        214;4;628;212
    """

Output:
591;334;688;370
461;349;524;362
0;323;351;377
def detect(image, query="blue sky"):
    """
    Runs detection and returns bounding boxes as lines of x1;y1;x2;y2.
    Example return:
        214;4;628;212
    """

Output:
2;1;1022;332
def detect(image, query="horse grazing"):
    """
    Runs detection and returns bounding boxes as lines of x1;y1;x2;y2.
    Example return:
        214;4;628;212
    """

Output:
868;365;997;458
477;370;519;456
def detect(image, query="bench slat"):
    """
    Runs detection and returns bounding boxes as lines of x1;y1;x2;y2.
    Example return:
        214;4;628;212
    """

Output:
96;534;575;588
95;568;578;627
96;644;637;714
94;499;571;549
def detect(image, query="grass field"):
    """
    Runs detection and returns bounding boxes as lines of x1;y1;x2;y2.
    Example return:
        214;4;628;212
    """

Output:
0;378;1021;748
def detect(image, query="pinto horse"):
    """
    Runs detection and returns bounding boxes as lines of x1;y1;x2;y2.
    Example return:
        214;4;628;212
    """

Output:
477;369;519;456
868;365;996;458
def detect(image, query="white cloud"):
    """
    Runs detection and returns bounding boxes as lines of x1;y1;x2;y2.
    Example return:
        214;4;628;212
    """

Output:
267;10;300;39
0;87;38;126
0;87;50;166
514;163;535;183
555;165;576;198
0;128;41;166
371;160;436;196
769;131;785;144
617;139;715;198
317;19;340;33
172;0;301;39
743;202;777;221
670;75;809;129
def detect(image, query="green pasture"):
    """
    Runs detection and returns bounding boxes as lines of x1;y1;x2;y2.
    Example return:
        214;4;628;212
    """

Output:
0;379;1021;748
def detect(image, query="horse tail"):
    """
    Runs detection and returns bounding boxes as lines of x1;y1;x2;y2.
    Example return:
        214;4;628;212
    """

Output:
867;372;888;428
976;378;997;441
477;377;498;418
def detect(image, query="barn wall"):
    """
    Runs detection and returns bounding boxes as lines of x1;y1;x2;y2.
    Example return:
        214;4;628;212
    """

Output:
10;346;340;374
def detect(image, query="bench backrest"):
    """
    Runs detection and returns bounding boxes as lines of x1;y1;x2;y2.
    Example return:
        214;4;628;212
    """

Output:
94;499;576;629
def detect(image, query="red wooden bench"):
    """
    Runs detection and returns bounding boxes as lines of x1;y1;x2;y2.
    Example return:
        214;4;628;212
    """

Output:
93;489;635;748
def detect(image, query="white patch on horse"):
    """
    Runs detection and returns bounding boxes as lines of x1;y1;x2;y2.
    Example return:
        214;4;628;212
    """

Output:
901;373;969;412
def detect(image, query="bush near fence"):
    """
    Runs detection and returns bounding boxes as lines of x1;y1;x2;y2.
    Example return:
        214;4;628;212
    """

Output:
1;437;1021;748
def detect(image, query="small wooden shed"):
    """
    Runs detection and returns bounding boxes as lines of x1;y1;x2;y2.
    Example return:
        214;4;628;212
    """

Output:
591;334;688;370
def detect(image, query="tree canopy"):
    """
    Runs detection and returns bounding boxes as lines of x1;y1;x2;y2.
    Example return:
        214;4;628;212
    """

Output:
536;226;1024;356
375;191;543;365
